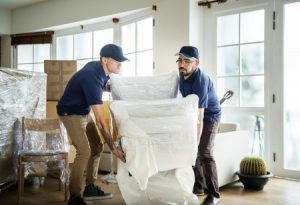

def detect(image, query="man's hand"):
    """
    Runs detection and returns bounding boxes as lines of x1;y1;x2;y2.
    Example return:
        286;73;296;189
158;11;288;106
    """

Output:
112;147;126;163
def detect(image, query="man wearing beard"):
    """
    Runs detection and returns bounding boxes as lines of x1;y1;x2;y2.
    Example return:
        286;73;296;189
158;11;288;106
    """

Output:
176;46;221;205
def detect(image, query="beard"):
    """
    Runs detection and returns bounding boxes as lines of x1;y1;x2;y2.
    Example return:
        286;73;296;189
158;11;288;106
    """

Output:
179;67;190;76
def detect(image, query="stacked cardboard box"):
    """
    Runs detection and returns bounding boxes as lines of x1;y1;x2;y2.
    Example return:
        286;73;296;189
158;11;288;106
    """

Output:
45;60;76;163
44;60;76;101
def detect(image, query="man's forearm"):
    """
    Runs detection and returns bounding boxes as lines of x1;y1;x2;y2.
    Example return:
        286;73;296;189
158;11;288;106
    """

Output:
99;127;114;151
98;122;126;162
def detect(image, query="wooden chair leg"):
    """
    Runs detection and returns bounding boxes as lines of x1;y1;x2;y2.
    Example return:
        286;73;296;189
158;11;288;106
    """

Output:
64;158;68;201
59;179;62;191
17;165;21;205
65;183;68;201
21;164;24;195
17;162;24;205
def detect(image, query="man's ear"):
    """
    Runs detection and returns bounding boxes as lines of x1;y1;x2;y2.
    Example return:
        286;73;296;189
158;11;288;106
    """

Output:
102;57;108;64
195;59;200;66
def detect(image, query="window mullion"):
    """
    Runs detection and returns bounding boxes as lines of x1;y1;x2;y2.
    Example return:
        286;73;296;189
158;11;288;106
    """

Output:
239;12;241;107
32;45;35;72
135;22;138;76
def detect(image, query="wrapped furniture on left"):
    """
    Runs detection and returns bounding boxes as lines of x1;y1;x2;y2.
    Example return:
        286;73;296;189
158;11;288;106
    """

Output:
0;68;46;185
17;117;69;205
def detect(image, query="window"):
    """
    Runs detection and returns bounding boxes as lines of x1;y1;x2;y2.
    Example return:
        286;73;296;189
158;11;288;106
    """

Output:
284;2;300;171
56;28;114;70
17;44;51;72
121;17;153;77
217;10;265;107
55;15;153;76
216;9;265;157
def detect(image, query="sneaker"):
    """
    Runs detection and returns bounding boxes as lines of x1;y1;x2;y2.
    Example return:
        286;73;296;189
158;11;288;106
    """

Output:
68;196;86;205
193;187;205;196
83;184;112;201
201;195;220;205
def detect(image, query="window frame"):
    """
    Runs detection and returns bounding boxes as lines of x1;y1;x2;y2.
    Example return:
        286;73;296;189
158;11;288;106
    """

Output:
216;9;265;108
54;22;116;71
14;43;51;72
206;2;272;160
119;14;154;76
52;9;153;75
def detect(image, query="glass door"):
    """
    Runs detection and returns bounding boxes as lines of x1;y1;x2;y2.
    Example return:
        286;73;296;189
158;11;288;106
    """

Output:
283;1;300;175
271;0;300;179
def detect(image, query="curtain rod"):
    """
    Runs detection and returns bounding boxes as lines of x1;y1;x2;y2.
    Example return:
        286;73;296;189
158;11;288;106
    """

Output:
198;0;227;8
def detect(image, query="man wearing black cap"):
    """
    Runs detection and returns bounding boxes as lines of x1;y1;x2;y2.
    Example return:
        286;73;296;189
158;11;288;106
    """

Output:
57;44;127;205
176;46;221;205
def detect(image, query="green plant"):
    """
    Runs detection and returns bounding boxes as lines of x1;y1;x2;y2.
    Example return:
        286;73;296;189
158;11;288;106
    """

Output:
240;156;267;176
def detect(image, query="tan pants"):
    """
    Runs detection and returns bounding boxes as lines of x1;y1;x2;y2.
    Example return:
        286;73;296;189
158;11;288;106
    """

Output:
59;114;103;197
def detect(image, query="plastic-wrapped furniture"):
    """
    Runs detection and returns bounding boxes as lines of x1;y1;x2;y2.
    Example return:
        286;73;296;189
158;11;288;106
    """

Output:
17;117;69;205
110;95;200;205
0;68;46;185
110;71;179;100
99;71;179;173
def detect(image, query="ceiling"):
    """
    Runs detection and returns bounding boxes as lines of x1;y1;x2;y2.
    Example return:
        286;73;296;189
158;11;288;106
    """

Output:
0;0;49;10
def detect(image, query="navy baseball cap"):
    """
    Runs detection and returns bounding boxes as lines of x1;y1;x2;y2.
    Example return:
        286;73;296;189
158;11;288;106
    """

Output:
175;46;199;59
100;44;129;62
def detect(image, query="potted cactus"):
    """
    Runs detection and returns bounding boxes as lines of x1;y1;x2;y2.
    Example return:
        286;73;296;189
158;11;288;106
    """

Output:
236;156;273;190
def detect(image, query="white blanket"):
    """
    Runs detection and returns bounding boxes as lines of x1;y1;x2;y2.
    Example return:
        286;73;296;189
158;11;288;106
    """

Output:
110;95;199;190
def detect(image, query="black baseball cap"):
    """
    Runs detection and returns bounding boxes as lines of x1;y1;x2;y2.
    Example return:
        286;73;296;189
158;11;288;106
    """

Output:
175;46;199;59
100;44;129;62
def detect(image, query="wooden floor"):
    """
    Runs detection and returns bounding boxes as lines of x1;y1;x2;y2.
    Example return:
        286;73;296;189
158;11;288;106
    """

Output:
1;175;300;205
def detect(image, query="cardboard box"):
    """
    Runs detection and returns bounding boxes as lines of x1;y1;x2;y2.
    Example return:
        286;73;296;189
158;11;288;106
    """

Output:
44;60;77;101
46;101;59;119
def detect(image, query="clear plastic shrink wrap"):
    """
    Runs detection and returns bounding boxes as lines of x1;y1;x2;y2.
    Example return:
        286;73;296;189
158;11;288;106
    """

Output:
110;95;199;205
16;117;70;183
0;68;69;184
110;71;179;100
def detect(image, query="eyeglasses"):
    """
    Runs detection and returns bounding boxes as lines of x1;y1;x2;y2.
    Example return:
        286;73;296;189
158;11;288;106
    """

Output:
176;59;195;65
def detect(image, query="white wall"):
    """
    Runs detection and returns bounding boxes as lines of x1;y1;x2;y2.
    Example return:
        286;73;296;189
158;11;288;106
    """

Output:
189;0;204;69
0;7;12;67
153;0;189;74
154;0;204;74
0;8;11;35
0;36;12;67
11;0;161;33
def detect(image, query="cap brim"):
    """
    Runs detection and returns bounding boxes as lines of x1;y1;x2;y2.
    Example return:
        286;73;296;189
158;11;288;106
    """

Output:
112;56;129;62
175;52;194;59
